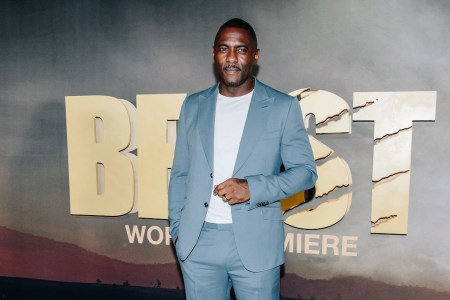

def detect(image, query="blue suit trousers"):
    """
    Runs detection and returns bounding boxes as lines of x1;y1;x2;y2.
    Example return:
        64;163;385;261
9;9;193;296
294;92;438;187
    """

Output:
178;222;280;300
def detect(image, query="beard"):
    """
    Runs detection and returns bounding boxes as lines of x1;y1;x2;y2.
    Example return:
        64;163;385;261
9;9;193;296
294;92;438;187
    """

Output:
216;62;254;89
222;80;243;87
221;70;249;87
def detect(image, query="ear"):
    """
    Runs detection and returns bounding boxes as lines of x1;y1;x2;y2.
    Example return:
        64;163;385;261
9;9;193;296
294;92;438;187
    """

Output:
211;47;215;57
254;49;260;61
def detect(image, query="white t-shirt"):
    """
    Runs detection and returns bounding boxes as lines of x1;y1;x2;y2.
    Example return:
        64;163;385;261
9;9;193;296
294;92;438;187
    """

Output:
205;90;253;224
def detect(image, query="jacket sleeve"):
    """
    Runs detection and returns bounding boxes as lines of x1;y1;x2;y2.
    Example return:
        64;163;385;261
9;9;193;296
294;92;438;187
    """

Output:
168;99;189;243
245;97;317;209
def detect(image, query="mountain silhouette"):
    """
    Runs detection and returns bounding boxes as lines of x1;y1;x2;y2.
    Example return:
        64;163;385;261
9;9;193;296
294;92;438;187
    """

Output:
1;225;450;299
0;225;182;288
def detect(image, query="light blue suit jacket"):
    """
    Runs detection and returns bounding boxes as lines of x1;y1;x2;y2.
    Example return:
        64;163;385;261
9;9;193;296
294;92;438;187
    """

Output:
168;79;317;272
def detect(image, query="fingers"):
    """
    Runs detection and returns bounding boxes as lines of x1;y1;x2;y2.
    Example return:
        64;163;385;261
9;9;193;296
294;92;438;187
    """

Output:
213;178;250;205
213;180;234;201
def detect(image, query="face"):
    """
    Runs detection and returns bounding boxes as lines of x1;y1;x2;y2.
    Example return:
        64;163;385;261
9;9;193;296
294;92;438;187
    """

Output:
213;27;259;93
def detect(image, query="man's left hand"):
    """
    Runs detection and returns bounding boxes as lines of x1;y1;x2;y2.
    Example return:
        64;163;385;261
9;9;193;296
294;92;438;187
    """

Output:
213;178;250;205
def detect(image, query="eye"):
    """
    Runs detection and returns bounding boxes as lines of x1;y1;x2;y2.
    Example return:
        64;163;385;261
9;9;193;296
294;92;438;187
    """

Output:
218;46;228;52
237;47;248;54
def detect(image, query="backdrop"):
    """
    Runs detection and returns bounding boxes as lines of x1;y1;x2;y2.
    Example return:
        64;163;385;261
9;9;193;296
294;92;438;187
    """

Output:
1;1;449;299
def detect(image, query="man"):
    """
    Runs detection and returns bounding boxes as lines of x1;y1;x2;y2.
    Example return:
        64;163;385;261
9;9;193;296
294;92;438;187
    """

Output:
168;18;317;300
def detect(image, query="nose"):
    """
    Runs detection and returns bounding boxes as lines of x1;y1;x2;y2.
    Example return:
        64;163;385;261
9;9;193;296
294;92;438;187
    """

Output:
226;48;238;63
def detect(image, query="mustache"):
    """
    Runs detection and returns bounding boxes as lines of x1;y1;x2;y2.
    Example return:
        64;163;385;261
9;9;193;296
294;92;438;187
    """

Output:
223;64;241;71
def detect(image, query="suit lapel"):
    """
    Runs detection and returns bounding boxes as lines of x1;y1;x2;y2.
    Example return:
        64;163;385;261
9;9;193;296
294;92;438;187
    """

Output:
197;85;218;171
233;80;274;176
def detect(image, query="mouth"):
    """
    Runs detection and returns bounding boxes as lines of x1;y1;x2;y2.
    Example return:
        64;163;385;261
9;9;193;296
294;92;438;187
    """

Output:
223;65;241;72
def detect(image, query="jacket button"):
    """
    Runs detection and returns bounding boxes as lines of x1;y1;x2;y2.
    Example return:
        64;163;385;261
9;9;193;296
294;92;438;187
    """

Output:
210;173;213;178
204;202;209;207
